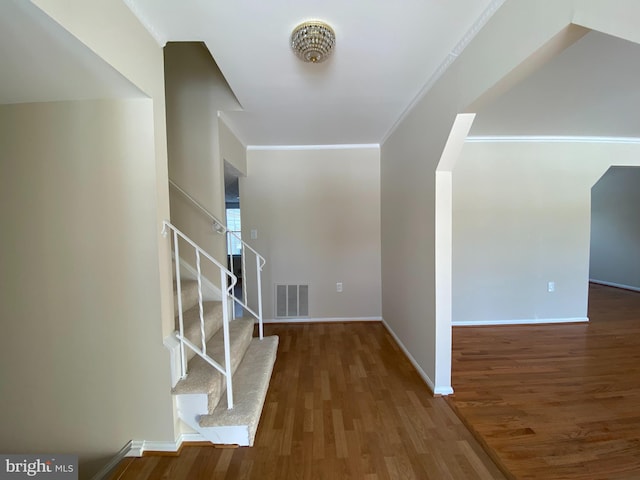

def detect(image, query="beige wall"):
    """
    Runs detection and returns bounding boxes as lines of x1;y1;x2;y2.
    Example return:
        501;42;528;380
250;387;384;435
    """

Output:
380;0;640;393
242;147;382;320
380;1;579;393
0;100;173;479
33;0;174;332
452;141;640;324
164;42;243;274
220;118;247;176
5;1;177;477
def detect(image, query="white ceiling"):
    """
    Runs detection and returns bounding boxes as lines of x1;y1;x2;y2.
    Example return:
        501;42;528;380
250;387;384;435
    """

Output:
2;1;639;146
124;0;499;146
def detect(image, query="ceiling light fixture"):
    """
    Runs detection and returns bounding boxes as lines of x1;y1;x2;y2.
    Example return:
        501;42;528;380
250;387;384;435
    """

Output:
290;20;335;63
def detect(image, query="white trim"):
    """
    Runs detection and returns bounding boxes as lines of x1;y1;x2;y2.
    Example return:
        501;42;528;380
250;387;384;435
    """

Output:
465;135;640;144
589;279;640;293
178;432;208;443
120;432;209;459
163;333;182;388
126;441;144;457
381;0;505;144
452;317;589;326
263;316;382;324
247;144;380;151
90;441;136;479
381;319;454;396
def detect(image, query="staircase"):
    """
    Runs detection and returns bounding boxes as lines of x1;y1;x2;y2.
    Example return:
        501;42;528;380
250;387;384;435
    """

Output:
164;219;278;447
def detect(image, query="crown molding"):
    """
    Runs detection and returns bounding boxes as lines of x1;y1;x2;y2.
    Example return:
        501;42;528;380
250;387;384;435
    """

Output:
247;144;380;151
465;135;640;144
380;0;506;145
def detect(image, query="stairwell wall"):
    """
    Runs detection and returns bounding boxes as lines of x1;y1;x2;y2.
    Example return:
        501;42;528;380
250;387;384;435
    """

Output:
164;42;243;284
5;1;176;477
0;99;174;480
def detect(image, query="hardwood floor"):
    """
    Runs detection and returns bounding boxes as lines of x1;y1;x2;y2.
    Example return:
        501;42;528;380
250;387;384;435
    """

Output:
449;284;640;480
110;322;505;479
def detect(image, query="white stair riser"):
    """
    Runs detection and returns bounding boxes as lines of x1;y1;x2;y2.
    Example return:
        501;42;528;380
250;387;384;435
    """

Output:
173;337;278;447
175;393;208;432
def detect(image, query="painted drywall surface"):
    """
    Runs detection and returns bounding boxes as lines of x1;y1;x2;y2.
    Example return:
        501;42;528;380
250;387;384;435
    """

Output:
0;100;174;479
241;147;382;320
574;0;640;45
453;142;640;324
165;42;242;278
220;119;247;176
32;0;175;335
380;1;577;391
6;1;178;474
590;166;640;289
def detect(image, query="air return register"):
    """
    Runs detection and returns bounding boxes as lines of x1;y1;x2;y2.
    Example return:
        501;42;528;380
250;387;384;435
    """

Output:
275;284;309;318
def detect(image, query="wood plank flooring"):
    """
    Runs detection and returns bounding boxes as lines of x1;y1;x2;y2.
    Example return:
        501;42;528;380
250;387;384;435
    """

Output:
448;284;640;480
110;322;505;480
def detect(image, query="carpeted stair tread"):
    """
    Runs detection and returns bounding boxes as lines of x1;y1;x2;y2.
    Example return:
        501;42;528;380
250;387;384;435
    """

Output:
199;336;279;445
178;301;223;362
172;318;254;410
173;279;200;316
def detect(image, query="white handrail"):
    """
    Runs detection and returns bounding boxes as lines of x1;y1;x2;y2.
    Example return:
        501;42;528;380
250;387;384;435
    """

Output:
168;178;265;338
170;179;265;267
169;180;226;233
162;221;236;409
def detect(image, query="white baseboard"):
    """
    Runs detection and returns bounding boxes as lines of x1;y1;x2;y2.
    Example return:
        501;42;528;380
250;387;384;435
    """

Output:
452;317;589;326
91;441;136;480
263;316;382;324
122;432;208;459
589;279;640;293
381;319;453;396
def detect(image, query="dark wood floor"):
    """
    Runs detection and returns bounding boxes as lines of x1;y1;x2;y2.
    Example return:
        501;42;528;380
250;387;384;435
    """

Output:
448;283;640;480
110;322;505;479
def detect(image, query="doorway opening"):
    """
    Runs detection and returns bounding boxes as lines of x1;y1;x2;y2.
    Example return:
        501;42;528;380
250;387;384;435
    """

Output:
224;161;244;317
589;166;640;294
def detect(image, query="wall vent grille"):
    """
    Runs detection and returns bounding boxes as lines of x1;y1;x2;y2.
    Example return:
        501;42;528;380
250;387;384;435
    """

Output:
275;284;309;318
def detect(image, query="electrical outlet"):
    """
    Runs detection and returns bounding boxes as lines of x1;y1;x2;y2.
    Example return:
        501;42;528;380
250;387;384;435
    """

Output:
336;282;343;293
548;281;555;293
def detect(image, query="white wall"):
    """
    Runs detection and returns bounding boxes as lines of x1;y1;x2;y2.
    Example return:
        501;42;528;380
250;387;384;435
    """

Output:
380;1;579;393
8;1;177;476
452;141;640;325
164;42;243;275
380;0;640;394
241;147;382;321
590;166;640;290
30;0;174;332
0;100;173;479
220;119;247;176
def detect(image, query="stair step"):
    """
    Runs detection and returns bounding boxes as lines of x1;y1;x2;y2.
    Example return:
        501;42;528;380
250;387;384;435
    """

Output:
174;279;200;316
177;301;223;362
199;335;279;446
172;318;254;411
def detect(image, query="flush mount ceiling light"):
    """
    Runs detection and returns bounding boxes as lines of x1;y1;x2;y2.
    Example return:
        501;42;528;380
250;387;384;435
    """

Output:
290;20;335;63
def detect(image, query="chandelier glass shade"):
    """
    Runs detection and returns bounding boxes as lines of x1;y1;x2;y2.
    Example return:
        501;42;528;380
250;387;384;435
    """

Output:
290;20;335;63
